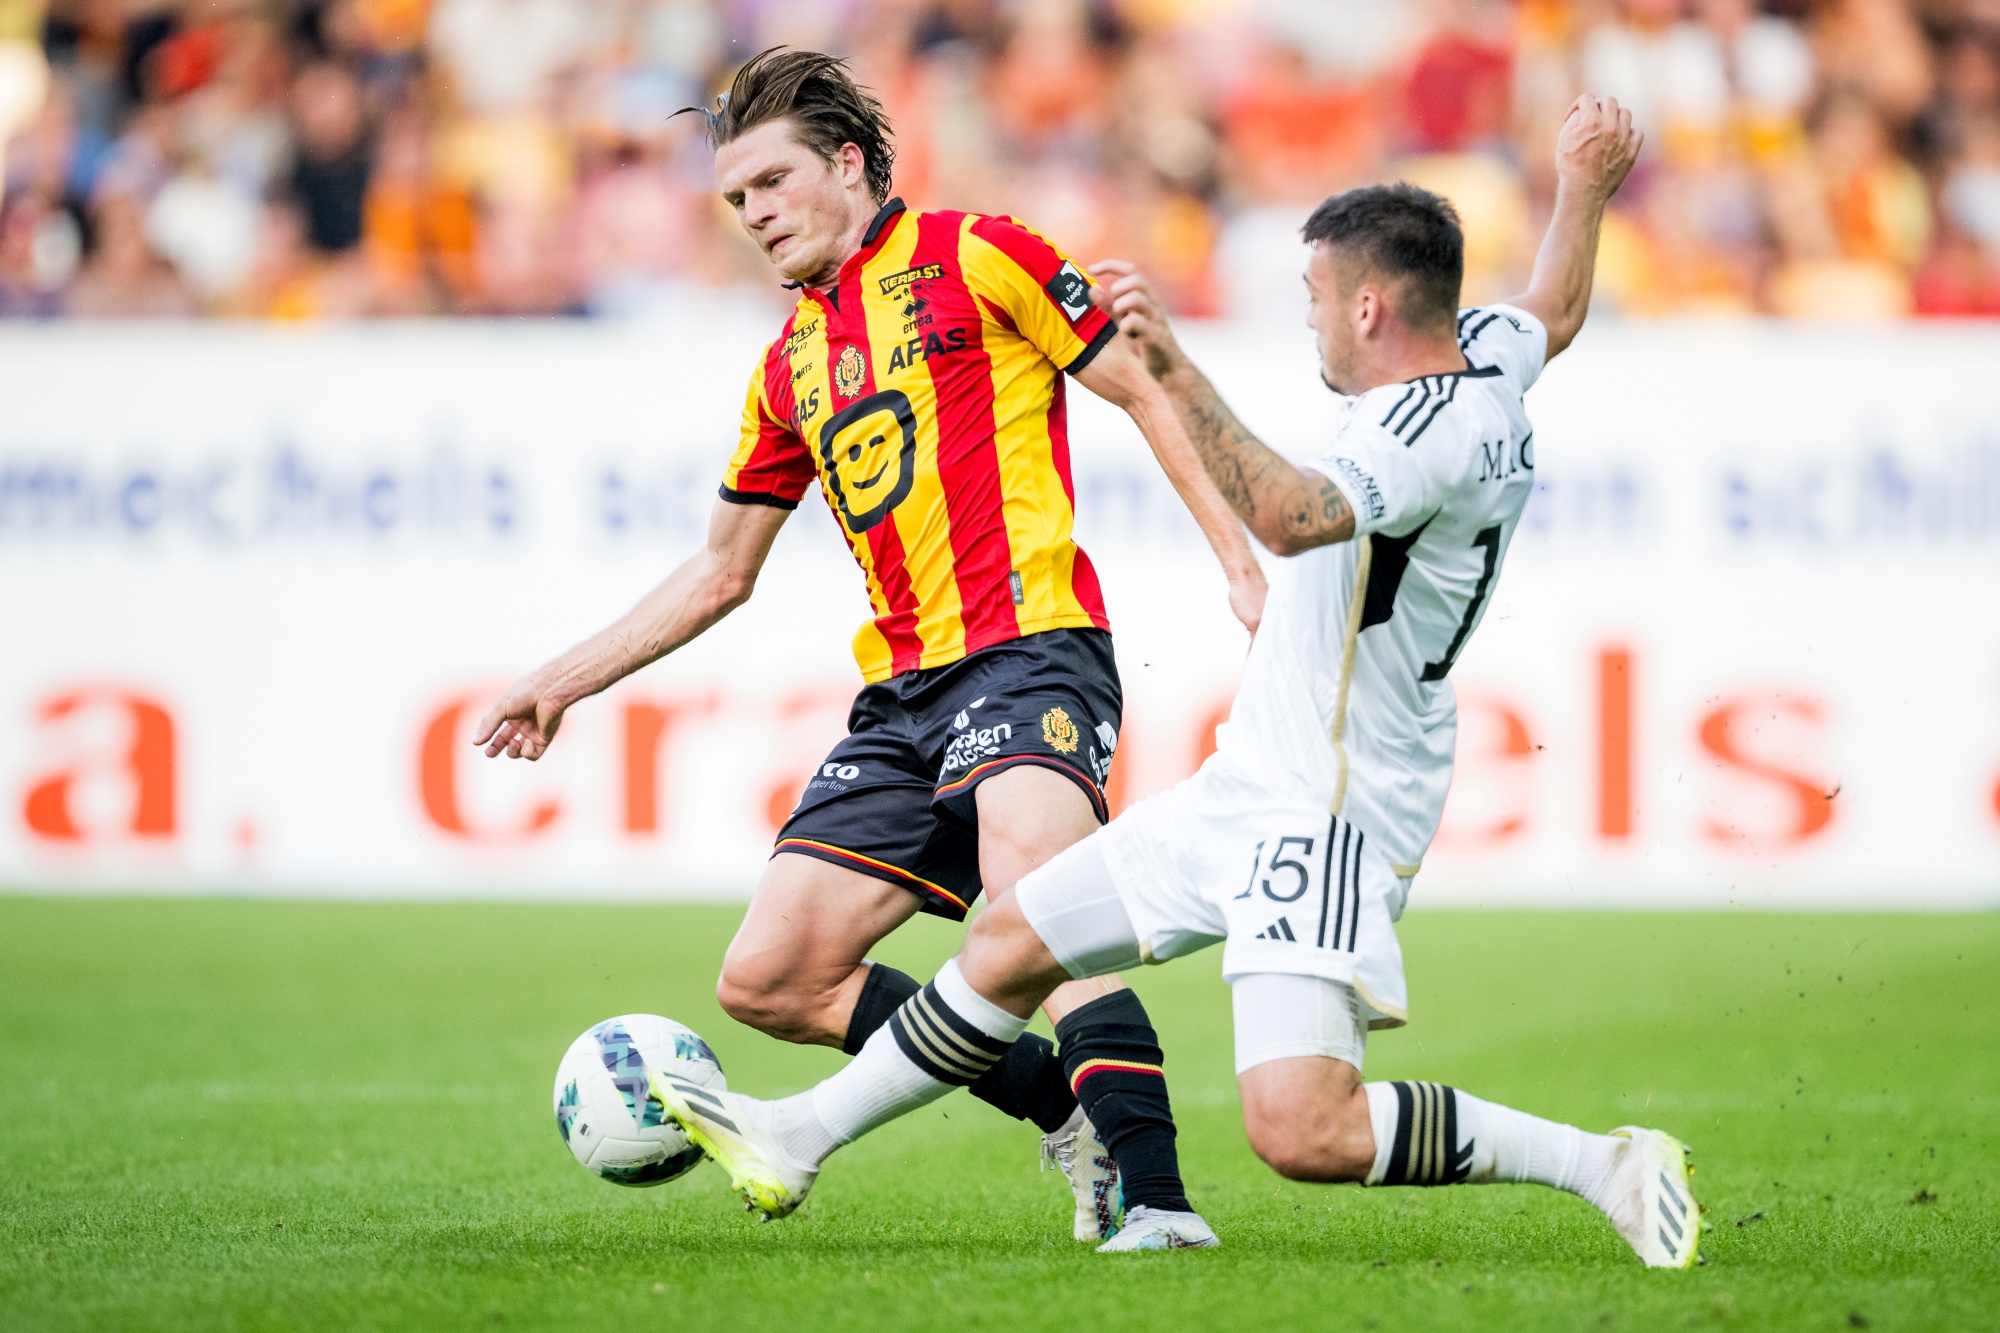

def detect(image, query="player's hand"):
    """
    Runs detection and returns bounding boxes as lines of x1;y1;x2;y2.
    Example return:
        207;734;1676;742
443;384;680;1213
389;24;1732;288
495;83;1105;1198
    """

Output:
1554;95;1642;204
473;674;567;761
1089;259;1188;381
1228;566;1266;640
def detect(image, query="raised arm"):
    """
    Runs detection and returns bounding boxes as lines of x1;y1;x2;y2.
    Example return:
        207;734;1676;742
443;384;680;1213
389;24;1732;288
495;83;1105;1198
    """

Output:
473;498;789;760
1074;332;1268;631
1089;262;1354;557
1505;94;1643;361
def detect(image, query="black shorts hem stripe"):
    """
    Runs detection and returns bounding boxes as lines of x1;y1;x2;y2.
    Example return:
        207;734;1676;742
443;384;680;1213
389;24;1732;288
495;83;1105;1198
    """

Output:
771;838;973;918
935;752;1108;823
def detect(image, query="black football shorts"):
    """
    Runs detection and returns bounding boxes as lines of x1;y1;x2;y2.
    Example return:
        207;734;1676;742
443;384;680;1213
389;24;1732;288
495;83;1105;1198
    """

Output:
773;628;1123;920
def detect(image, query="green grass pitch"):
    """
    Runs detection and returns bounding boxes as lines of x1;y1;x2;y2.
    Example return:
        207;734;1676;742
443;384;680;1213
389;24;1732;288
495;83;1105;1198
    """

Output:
0;898;1994;1332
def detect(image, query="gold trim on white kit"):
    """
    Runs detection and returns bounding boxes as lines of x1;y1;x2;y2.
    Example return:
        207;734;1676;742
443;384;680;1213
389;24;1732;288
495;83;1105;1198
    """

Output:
1328;533;1373;816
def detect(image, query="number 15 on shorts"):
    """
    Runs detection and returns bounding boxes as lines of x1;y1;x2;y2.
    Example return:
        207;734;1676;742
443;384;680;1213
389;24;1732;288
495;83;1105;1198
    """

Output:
1231;817;1366;955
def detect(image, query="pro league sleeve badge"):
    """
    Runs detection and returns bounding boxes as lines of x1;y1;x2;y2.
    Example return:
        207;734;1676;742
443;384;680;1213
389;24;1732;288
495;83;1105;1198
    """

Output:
1045;262;1092;323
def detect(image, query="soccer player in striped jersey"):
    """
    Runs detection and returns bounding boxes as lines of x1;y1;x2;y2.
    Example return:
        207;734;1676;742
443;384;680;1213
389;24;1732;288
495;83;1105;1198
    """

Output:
473;49;1263;1246
652;95;1706;1268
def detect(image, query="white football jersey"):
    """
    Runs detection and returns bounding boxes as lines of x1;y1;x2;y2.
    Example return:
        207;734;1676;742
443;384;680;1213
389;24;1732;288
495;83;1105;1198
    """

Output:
1212;303;1547;875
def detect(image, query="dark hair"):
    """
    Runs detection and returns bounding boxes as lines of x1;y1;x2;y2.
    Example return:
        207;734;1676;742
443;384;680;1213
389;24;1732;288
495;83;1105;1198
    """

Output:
1301;184;1463;332
688;48;895;204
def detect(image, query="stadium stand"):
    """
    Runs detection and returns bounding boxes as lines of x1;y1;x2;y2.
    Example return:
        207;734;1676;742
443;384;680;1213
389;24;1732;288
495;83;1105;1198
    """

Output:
1;0;1997;320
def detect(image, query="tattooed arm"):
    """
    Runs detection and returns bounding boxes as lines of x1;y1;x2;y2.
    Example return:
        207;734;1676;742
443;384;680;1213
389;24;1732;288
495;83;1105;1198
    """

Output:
1089;262;1355;556
1075;332;1267;633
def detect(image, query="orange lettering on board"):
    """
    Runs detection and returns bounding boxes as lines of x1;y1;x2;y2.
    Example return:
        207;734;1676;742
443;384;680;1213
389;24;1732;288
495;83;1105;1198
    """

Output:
22;691;176;842
759;686;859;834
1435;693;1537;845
1597;647;1634;839
623;696;719;835
419;698;560;839
1697;694;1837;846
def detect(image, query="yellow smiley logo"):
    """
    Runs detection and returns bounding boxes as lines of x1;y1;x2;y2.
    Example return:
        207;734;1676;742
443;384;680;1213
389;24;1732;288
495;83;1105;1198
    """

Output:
819;390;917;534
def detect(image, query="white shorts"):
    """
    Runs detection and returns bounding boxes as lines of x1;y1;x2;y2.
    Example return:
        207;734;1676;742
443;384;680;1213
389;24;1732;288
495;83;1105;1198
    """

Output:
1017;838;1374;1074
1022;755;1412;1028
1229;972;1369;1075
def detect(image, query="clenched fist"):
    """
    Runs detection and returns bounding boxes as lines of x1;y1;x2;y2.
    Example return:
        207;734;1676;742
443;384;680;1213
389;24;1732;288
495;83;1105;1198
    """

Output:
1555;95;1643;204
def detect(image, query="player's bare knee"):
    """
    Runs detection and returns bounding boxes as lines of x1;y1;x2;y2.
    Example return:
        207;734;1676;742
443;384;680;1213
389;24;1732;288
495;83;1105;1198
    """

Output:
962;896;1033;972
1242;1101;1341;1183
974;765;1100;892
714;961;819;1042
961;895;1067;1015
1240;1069;1374;1183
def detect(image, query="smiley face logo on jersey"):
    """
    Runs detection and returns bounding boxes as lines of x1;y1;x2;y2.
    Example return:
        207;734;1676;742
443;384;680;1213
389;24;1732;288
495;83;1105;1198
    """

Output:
819;390;918;533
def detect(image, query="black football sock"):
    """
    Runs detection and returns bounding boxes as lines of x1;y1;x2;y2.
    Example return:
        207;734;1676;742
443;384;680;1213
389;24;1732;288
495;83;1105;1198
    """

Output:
844;961;1074;1132
967;1033;1078;1134
1056;990;1192;1213
842;962;922;1056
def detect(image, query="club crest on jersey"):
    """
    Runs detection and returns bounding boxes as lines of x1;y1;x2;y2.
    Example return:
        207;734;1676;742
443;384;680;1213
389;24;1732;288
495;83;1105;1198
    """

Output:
1041;707;1080;754
1045;261;1091;322
833;344;867;399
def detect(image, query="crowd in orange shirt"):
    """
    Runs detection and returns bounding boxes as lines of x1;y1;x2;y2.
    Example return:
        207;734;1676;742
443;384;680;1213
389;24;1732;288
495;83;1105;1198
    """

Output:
1;0;1996;320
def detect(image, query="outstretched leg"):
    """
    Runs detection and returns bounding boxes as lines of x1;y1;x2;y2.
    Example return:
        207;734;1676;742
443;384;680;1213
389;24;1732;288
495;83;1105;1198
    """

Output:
715;850;1076;1136
713;832;1211;1246
1232;974;1701;1269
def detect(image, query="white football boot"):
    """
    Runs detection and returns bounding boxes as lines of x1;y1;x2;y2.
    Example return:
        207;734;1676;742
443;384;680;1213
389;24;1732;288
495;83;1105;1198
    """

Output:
1599;1126;1702;1269
647;1072;816;1221
1096;1204;1220;1252
1041;1106;1120;1241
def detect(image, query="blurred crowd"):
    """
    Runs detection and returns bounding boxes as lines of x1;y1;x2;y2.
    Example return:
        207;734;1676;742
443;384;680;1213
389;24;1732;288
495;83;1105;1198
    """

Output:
3;0;2000;320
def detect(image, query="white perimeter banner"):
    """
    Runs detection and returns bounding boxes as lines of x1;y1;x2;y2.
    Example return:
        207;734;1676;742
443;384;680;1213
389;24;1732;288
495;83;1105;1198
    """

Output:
2;316;1997;908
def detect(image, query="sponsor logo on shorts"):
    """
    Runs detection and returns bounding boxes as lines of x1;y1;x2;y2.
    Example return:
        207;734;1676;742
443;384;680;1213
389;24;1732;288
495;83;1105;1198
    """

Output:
805;760;862;795
1085;720;1117;784
943;722;1011;772
1041;706;1080;754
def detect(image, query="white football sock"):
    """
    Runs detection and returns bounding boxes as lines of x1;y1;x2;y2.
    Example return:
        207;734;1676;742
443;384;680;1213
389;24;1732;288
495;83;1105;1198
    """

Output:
773;959;1029;1167
1363;1081;1622;1209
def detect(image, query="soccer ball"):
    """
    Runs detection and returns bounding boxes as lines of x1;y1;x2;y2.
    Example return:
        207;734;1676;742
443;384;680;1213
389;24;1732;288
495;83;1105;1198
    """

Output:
553;1014;725;1187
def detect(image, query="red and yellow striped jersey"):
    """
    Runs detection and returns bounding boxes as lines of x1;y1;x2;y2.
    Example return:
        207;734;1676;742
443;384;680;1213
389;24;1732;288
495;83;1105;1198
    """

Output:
720;198;1118;683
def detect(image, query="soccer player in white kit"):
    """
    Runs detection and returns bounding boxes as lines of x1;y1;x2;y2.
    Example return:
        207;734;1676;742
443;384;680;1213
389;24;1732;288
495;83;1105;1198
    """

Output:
652;96;1704;1266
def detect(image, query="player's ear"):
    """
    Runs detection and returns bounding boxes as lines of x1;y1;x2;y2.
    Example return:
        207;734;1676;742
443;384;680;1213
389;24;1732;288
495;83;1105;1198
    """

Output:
1354;285;1382;337
836;141;867;189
